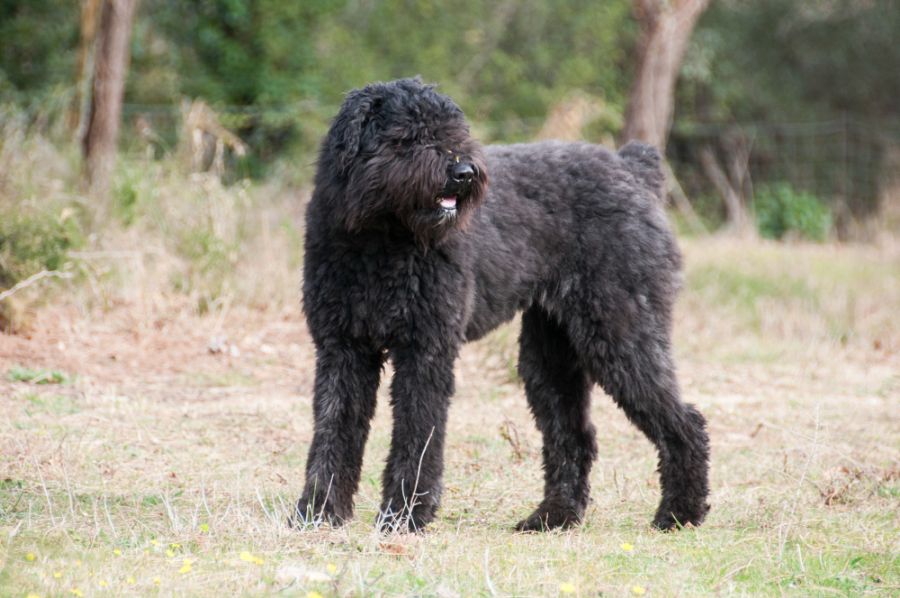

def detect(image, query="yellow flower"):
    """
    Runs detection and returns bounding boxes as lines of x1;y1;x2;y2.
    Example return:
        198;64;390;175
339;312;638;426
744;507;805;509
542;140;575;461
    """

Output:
170;543;181;549
560;582;577;594
239;551;265;565
25;552;36;562
53;571;62;579
179;558;193;574
26;593;41;598
621;542;635;552
199;523;209;533
306;592;324;598
75;560;82;567
150;539;159;546
165;549;176;558
326;562;338;575
127;576;136;585
631;586;646;596
99;580;108;588
70;589;84;597
153;577;161;585
113;548;122;556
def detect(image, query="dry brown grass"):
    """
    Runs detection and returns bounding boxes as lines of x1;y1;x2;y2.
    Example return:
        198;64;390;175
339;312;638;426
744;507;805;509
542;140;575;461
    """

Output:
1;236;898;596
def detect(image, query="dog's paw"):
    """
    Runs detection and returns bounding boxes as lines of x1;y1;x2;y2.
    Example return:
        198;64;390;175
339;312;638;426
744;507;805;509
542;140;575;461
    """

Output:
515;502;583;532
288;496;348;529
651;502;710;531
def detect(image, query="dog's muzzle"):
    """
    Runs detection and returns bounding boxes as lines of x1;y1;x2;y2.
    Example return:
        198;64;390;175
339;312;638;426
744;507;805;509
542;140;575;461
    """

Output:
435;161;477;214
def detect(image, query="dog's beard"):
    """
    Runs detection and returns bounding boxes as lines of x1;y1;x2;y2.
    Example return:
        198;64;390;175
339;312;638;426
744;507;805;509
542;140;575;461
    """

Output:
399;177;486;246
404;193;468;243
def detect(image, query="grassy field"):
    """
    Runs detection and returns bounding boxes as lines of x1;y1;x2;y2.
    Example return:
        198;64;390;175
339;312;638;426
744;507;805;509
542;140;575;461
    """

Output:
1;237;898;597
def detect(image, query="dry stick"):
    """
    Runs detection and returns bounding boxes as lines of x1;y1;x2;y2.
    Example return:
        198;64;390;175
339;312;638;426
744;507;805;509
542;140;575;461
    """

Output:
404;425;436;532
0;270;74;302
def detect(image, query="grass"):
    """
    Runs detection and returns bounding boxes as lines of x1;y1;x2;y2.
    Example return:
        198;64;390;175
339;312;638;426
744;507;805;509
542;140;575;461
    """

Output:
1;236;898;596
7;366;72;385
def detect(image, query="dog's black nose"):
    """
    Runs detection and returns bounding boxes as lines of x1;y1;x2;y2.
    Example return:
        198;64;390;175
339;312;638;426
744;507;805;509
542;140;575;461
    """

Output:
451;161;475;183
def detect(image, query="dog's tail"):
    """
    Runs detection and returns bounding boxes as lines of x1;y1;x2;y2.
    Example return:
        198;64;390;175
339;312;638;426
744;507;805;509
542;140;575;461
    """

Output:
618;141;665;202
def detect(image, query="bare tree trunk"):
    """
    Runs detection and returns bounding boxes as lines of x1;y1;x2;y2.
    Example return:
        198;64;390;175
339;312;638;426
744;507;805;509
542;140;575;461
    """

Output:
621;0;710;151
81;0;138;195
699;145;753;235
68;0;102;133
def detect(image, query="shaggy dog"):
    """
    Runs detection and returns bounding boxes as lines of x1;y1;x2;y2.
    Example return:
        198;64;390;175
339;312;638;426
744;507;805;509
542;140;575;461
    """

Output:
295;78;710;532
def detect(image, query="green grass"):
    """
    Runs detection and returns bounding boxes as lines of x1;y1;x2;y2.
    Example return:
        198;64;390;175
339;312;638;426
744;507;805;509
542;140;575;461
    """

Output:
7;366;72;385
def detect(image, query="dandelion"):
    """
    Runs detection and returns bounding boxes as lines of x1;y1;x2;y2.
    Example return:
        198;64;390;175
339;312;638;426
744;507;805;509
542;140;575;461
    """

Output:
326;563;338;575
53;572;62;579
25;552;36;562
631;586;646;596
113;548;122;556
560;581;577;594
199;523;209;533
306;592;324;598
127;576;136;585
621;542;635;552
239;551;265;565
179;558;194;574
70;589;84;597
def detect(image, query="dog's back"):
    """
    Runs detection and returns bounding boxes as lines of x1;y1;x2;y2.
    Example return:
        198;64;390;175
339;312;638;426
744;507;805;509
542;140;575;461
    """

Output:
483;140;664;210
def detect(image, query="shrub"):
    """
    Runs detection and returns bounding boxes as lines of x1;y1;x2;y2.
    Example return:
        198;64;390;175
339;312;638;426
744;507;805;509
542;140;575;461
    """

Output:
0;206;83;289
754;183;832;241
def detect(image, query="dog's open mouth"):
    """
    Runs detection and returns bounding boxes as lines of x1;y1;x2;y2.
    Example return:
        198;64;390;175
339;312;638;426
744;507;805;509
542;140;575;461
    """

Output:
437;195;458;213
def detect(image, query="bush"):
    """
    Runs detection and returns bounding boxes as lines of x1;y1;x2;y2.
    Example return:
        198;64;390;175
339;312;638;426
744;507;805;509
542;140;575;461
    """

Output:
754;183;832;241
0;206;83;289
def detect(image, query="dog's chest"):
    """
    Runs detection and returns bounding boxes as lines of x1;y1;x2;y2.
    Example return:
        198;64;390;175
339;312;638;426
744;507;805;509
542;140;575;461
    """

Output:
337;246;468;348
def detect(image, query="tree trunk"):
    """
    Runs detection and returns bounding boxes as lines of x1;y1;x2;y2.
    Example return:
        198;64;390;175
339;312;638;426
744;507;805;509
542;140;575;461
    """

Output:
68;0;102;133
81;0;138;195
699;145;749;232
621;0;710;151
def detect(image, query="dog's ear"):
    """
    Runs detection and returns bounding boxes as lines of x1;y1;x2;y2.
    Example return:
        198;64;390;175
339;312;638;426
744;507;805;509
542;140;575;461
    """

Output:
330;89;378;177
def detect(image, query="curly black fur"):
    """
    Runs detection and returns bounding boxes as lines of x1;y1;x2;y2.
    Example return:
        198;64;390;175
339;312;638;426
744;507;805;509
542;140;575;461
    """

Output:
295;78;710;533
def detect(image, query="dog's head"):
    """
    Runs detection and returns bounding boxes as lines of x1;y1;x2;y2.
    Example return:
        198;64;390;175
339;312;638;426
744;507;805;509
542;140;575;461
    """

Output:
316;77;487;244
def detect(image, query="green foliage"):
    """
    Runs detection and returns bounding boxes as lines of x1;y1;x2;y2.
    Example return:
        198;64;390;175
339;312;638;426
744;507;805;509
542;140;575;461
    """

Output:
0;0;79;100
754;184;832;241
113;171;141;227
680;0;900;122
8;366;72;385
0;205;83;288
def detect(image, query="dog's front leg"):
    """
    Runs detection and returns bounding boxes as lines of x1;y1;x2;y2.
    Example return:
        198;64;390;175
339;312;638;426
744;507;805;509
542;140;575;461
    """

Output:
379;343;456;532
293;342;382;527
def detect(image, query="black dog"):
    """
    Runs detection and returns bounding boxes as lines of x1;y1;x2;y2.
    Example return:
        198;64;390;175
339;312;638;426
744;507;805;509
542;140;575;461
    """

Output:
296;78;709;532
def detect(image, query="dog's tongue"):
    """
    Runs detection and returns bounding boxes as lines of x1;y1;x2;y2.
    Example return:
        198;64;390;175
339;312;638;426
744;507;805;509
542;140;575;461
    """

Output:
440;196;457;209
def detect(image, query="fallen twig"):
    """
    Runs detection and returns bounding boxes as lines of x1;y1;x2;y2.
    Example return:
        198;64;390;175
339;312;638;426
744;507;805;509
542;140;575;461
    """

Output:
0;269;74;302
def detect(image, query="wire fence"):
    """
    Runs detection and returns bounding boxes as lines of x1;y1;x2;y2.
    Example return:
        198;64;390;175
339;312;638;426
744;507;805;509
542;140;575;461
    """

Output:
668;116;900;225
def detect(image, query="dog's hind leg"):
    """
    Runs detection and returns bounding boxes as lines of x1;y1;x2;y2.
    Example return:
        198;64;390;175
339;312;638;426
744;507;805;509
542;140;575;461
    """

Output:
293;342;382;527
516;305;597;532
584;327;710;530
